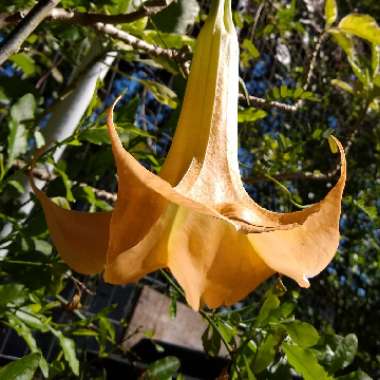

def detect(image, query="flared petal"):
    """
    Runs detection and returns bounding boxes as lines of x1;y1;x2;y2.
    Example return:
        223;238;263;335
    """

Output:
30;180;111;274
104;205;178;284
248;137;346;287
105;200;274;310
167;209;274;309
104;103;245;268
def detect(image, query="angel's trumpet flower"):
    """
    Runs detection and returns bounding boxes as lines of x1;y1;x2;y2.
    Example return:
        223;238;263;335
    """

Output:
32;0;346;310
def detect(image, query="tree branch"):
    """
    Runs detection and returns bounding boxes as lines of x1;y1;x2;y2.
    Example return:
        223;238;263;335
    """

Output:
0;0;61;66
92;22;187;62
1;0;174;27
0;1;186;69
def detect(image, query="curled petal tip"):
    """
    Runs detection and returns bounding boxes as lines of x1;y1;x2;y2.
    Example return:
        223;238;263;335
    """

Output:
299;275;311;288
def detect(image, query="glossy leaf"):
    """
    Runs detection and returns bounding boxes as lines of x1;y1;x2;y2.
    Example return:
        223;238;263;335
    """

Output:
253;332;282;373
6;314;49;377
141;356;181;380
0;353;41;380
325;0;338;27
10;93;36;122
283;321;320;348
7;120;27;167
331;79;354;94
50;329;80;376
339;14;380;45
254;291;280;327
151;0;199;34
282;342;332;380
0;284;27;306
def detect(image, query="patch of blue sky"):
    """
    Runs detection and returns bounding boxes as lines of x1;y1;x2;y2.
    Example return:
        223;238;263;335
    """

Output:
0;62;19;77
327;266;337;275
357;288;366;298
327;115;338;129
246;79;268;96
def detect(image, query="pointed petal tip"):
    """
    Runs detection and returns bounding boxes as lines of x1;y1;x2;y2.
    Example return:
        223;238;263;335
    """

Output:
298;274;311;288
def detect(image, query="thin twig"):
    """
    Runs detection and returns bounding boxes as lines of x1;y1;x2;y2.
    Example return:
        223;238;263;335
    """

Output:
0;0;61;65
244;32;329;112
92;22;186;62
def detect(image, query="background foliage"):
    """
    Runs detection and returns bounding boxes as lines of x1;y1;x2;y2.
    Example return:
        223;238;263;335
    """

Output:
0;0;379;378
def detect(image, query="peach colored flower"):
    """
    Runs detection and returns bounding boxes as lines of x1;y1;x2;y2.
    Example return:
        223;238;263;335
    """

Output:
32;0;346;310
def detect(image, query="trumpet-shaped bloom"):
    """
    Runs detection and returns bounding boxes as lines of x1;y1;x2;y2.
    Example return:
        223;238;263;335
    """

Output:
32;0;346;310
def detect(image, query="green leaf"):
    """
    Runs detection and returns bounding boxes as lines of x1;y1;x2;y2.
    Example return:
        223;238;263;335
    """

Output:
54;166;75;203
72;328;99;337
10;93;36;122
282;342;332;380
322;334;359;373
99;315;116;343
80;125;142;145
325;0;338;27
253;333;281;373
329;29;355;57
6;314;49;377
254;290;280;327
241;39;260;67
283;321;320;348
0;284;27;306
215;319;237;346
331;79;354;94
234;340;257;379
280;84;288;98
15;308;49;333
7;120;27;166
371;44;380;77
142;30;195;50
169;286;178;319
9;53;37;77
141;356;181;380
243;356;257;380
238;108;267;123
0;353;41;380
140;79;178;109
335;334;358;370
50;328;80;376
34;130;45;149
339;14;380;45
51;197;71;210
151;0;199;34
8;179;25;194
242;40;260;59
202;324;221;357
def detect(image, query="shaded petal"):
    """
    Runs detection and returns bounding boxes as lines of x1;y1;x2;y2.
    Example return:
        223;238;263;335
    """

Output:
167;209;274;309
31;180;111;274
105;103;246;266
104;205;178;284
248;137;346;287
105;203;273;311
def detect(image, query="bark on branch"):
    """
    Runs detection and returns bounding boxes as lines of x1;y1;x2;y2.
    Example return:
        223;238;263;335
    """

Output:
0;0;174;27
0;0;61;65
